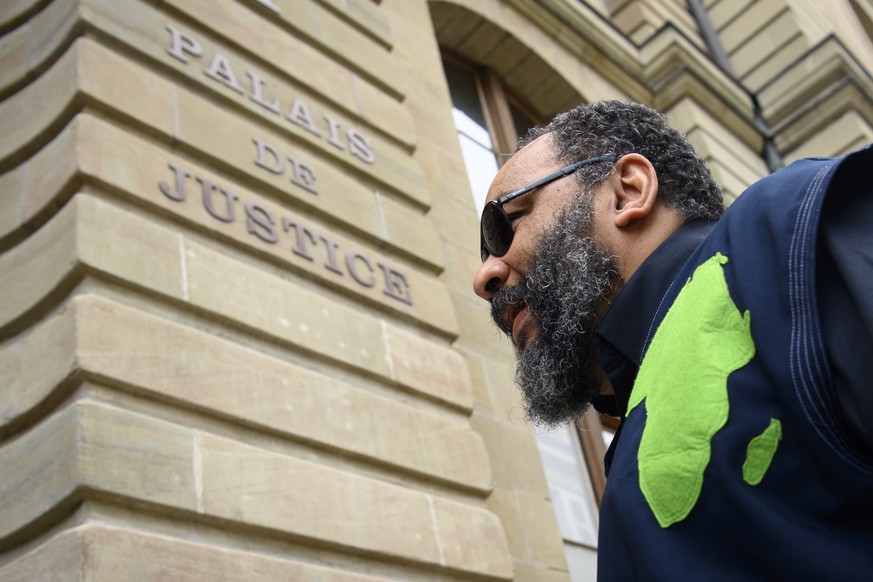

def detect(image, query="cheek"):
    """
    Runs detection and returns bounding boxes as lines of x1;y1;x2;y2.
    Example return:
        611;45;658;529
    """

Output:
512;192;577;268
508;222;546;272
589;191;618;236
587;218;611;250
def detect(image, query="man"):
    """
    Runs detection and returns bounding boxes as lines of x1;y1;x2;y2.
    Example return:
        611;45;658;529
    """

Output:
473;100;873;579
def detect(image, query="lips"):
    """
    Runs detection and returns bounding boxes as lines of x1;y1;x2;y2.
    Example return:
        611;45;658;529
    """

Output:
491;284;532;346
501;302;529;346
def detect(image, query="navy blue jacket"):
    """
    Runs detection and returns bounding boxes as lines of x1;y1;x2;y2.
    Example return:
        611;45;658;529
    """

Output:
596;146;873;580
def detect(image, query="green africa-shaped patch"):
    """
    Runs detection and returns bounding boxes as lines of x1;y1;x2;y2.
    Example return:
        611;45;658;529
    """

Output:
627;253;756;528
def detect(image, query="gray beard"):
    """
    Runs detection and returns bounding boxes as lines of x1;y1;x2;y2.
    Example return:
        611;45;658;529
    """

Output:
491;200;621;428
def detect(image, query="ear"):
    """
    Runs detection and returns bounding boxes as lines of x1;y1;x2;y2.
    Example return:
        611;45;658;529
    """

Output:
611;154;659;228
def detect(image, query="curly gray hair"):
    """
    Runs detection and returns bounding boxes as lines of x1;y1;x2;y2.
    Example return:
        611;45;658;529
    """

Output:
522;100;725;222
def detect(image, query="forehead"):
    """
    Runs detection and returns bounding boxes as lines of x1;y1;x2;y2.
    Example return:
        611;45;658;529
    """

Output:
485;133;561;204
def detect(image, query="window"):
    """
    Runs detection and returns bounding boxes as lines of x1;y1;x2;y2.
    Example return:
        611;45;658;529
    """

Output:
443;56;535;208
444;59;500;215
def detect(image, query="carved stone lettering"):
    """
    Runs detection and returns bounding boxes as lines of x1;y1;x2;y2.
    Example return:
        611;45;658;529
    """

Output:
204;53;245;95
379;263;412;305
323;115;344;150
282;218;318;261
287;99;321;137
165;25;202;63
158;162;413;305
159;162;190;201
319;235;343;275
253;138;284;174
348;129;375;165
198;177;238;222
252;137;318;194
346;250;376;287
289;158;317;194
164;26;377;165
245;202;279;243
246;71;280;114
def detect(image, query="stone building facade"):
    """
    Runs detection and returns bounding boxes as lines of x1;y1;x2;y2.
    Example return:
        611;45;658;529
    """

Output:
0;0;870;580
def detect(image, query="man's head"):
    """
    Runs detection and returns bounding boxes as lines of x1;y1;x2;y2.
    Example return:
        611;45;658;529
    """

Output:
473;100;723;427
523;100;725;223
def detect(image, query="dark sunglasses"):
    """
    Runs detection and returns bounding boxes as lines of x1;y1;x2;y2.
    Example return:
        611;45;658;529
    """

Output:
480;155;617;262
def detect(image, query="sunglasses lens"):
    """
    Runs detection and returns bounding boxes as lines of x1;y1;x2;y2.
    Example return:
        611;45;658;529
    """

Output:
480;202;511;261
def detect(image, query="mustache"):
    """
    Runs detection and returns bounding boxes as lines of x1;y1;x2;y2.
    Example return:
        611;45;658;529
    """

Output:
490;281;528;337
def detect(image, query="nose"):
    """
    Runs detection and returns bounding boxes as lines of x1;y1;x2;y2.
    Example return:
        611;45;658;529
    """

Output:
473;256;510;300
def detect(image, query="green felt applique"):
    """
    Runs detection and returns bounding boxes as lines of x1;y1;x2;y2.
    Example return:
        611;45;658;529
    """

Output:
743;418;782;485
628;253;756;528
